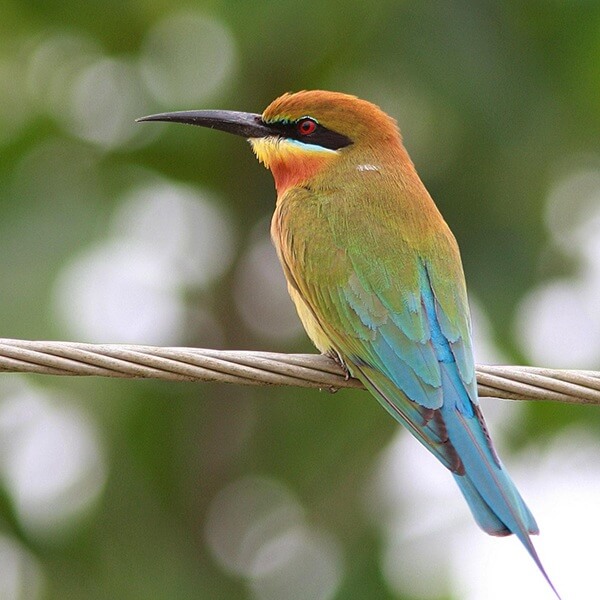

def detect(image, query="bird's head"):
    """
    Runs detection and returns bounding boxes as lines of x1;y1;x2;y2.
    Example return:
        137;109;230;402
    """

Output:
138;90;404;194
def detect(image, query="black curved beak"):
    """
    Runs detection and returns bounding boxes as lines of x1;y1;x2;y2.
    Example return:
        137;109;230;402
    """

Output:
136;110;274;139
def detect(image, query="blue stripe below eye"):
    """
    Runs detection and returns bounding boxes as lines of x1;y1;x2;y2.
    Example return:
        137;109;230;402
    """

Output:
284;138;339;153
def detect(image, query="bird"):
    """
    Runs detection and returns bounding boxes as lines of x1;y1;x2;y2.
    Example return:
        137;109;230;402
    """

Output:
138;90;559;598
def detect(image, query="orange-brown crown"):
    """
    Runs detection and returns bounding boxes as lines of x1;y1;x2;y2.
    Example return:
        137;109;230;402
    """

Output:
262;90;401;145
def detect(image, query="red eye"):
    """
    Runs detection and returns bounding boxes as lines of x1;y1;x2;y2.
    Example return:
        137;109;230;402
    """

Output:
296;118;317;136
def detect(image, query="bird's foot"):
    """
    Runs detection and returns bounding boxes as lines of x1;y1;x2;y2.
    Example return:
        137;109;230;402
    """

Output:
325;350;351;380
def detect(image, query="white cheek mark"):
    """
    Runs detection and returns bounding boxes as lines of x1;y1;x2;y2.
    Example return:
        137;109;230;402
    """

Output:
356;164;380;172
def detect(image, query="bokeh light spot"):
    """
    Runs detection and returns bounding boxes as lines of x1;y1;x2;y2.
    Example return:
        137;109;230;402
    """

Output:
53;239;186;344
52;180;234;344
205;476;344;600
515;279;600;369
26;30;101;119
140;12;236;106
67;57;153;149
0;534;45;600
515;162;600;369
205;476;304;576
248;526;343;600
112;181;236;288
545;166;600;255
234;233;303;341
0;383;107;542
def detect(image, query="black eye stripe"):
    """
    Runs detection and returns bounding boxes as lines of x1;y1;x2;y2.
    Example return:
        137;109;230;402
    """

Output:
265;118;353;150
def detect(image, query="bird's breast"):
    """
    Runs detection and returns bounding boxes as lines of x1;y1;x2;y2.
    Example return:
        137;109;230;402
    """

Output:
270;193;337;354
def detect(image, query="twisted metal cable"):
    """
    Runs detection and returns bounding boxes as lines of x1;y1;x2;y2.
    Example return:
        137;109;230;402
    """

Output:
0;338;598;404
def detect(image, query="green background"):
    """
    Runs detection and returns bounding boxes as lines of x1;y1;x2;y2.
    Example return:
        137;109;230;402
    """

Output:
0;2;599;599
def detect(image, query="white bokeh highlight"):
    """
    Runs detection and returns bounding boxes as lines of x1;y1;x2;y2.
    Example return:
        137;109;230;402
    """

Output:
370;433;462;599
205;476;305;576
53;180;234;344
248;526;343;600
53;239;186;344
515;163;600;368
25;31;158;150
140;12;236;106
67;57;153;149
205;476;343;600
0;382;106;542
0;534;46;600
234;233;304;341
516;279;600;369
26;31;102;119
544;167;600;255
112;182;236;289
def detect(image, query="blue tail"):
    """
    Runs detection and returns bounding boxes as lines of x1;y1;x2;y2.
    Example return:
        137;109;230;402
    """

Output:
423;264;560;598
440;373;561;599
347;262;561;597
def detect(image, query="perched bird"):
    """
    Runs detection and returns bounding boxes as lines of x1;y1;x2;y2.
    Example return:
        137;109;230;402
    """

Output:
138;91;559;597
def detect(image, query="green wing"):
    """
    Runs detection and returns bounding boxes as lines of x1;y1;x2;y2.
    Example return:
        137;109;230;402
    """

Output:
277;186;476;471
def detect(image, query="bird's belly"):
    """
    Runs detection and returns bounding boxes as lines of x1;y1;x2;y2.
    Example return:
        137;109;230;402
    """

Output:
287;282;332;354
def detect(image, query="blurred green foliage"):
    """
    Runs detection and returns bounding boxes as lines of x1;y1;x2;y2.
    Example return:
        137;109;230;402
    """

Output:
0;1;599;599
